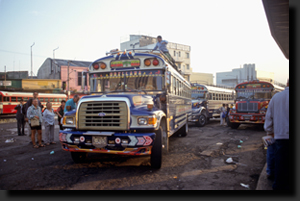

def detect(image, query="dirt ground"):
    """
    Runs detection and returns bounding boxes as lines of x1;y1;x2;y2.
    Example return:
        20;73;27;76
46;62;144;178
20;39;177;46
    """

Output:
0;118;267;190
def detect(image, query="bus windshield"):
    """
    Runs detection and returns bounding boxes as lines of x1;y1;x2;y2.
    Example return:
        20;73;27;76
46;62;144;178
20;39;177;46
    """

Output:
191;93;205;100
90;70;165;93
236;90;272;100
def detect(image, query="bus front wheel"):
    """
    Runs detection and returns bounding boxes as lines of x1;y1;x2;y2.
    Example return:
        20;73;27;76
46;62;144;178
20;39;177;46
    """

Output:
196;113;206;127
151;126;163;169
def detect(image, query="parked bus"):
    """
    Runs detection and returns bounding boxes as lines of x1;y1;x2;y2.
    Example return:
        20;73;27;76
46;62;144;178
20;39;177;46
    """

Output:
227;80;283;129
0;91;67;115
190;83;235;126
59;49;192;168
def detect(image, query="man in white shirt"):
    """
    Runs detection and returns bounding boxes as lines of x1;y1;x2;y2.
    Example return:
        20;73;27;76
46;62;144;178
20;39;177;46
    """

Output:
264;79;289;190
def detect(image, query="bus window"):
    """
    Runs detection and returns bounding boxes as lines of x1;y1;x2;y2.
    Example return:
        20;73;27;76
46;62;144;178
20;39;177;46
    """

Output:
4;97;9;102
0;95;2;102
23;97;28;101
17;97;23;102
50;98;54;102
59;98;62;102
54;98;58;102
172;76;176;95
11;97;16;102
44;98;49;102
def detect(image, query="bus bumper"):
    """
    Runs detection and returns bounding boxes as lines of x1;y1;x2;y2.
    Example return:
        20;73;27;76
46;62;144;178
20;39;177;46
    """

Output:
59;130;156;156
228;114;265;124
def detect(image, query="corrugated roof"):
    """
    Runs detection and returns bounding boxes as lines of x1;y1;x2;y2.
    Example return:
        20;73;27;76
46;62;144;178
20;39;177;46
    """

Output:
50;58;91;67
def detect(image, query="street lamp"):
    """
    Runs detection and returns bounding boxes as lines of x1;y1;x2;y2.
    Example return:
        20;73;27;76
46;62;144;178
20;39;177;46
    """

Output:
67;60;78;99
53;47;59;59
130;42;139;50
30;42;35;78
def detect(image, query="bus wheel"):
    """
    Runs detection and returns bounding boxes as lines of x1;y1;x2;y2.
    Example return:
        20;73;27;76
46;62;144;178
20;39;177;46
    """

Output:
71;152;88;163
151;126;163;169
196;113;206;127
230;123;240;129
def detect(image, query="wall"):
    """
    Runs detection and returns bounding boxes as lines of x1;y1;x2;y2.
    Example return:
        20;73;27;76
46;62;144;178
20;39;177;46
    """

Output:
22;79;61;90
37;58;60;79
60;66;89;92
190;72;214;85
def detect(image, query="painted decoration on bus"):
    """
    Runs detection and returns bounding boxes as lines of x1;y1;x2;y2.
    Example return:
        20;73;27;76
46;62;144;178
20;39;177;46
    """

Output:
191;86;206;90
236;89;272;92
110;59;140;68
92;70;164;79
176;105;191;114
237;83;272;90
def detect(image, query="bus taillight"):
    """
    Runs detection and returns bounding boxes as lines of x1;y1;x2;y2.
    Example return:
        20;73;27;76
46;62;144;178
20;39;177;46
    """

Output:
100;62;106;69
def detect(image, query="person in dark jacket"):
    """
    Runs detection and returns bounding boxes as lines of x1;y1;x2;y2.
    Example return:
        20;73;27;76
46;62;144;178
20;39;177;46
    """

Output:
56;100;66;130
14;99;26;136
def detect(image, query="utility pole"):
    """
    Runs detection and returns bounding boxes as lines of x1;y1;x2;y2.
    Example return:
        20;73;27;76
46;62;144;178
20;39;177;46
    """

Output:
30;42;35;78
67;61;70;99
4;66;6;89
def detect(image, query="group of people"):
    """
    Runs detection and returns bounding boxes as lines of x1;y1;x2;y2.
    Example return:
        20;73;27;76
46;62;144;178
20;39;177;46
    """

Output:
220;103;232;126
14;92;80;148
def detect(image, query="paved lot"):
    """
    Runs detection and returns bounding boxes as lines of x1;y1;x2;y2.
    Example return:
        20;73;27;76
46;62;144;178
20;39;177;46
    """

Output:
0;119;267;190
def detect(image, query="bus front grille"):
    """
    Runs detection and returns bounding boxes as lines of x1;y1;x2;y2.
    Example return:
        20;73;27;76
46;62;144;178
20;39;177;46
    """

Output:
78;101;128;130
237;102;258;112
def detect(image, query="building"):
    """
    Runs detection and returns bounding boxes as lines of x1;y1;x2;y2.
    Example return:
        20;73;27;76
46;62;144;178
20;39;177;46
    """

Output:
37;58;91;93
0;71;28;80
22;79;61;93
256;70;274;83
190;72;214;85
216;64;257;87
120;35;192;81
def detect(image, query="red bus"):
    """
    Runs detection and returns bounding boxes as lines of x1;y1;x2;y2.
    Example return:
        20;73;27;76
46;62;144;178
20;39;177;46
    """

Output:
0;91;67;115
227;80;283;129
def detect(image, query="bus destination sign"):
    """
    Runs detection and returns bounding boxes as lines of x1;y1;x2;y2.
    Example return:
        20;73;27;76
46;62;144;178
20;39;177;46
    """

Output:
110;60;140;68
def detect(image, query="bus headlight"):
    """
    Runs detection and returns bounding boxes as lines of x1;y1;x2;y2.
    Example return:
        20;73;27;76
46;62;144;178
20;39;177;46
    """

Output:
63;116;75;126
138;116;157;126
260;110;266;114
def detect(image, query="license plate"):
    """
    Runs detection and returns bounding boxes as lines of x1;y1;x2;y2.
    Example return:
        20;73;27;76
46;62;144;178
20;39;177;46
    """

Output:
244;115;251;120
92;136;107;148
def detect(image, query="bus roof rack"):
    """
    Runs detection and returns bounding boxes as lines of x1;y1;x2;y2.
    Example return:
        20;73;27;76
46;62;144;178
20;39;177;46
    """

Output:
106;48;179;73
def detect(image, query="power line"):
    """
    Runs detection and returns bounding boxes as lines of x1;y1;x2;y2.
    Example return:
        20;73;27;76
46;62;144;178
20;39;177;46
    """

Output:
0;49;47;58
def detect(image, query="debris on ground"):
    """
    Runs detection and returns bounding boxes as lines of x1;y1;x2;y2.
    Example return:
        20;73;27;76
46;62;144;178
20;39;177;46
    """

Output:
226;157;234;163
173;176;178;179
216;142;223;145
31;158;34;161
237;145;242;148
240;140;243;143
3;159;6;162
5;138;14;143
50;151;54;155
240;183;250;189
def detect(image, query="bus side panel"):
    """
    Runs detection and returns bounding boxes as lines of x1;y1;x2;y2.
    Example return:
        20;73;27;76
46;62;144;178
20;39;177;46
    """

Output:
168;94;191;136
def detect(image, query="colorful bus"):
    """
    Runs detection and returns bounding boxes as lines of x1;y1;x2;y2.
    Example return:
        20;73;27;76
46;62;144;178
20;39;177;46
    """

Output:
59;49;191;168
227;80;282;129
0;91;67;115
190;83;235;126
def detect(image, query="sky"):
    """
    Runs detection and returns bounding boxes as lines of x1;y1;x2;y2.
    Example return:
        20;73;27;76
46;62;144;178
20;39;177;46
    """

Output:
0;0;289;84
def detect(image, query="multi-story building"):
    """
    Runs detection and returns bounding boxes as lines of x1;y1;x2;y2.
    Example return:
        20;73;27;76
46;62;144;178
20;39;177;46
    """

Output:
37;58;91;93
216;64;257;87
120;35;192;81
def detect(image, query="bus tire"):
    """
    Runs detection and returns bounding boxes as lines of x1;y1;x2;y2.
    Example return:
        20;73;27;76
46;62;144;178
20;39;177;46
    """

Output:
71;152;88;163
230;123;240;129
151;126;163;169
196;113;206;127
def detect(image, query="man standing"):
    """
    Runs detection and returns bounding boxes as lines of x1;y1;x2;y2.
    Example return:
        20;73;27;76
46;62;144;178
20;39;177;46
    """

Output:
151;36;176;64
64;94;80;113
264;79;289;190
14;99;26;136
